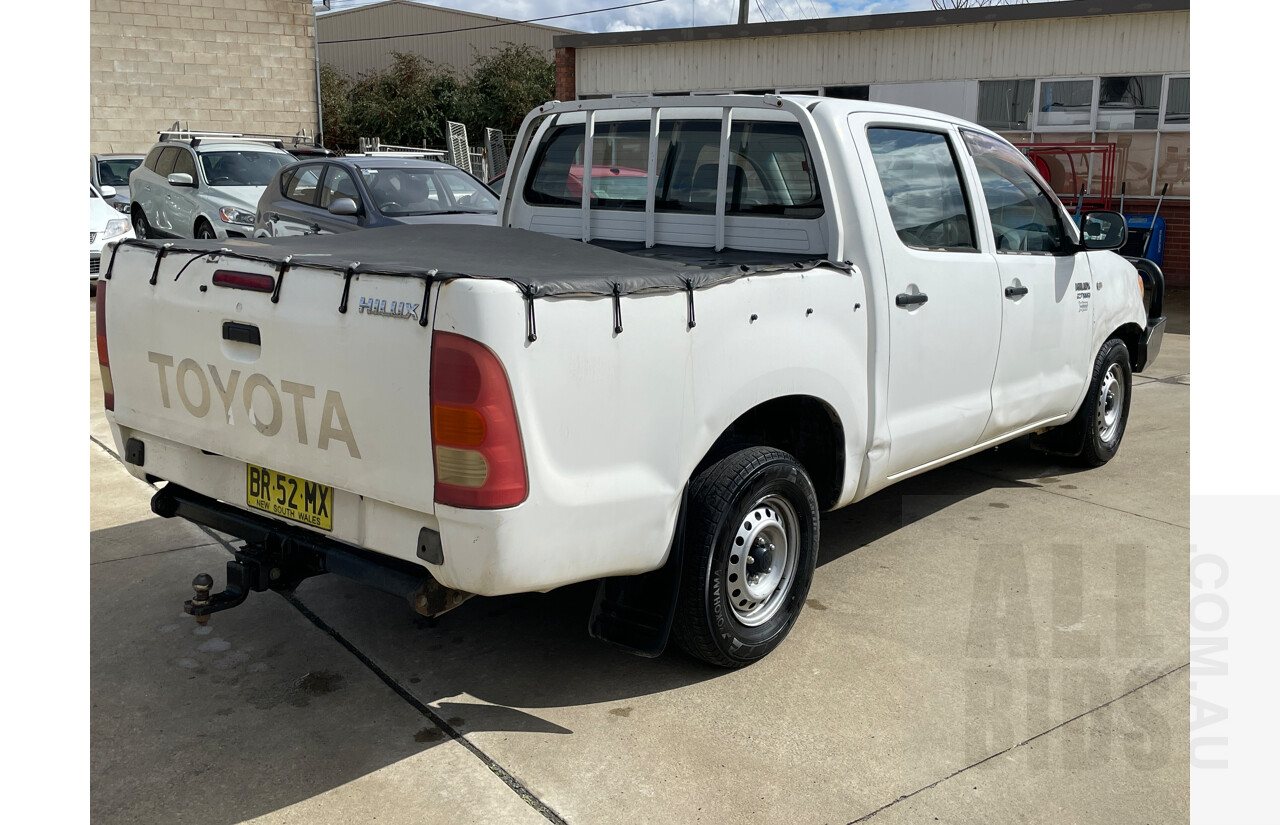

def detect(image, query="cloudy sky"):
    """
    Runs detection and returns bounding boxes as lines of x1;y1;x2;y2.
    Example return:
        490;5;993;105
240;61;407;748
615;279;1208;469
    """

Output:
318;0;1063;34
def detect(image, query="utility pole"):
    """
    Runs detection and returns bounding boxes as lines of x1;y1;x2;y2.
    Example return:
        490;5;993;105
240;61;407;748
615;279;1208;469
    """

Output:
738;0;749;25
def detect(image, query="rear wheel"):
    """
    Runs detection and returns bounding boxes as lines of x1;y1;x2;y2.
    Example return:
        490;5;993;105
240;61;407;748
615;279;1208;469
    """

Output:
673;446;820;668
131;206;150;240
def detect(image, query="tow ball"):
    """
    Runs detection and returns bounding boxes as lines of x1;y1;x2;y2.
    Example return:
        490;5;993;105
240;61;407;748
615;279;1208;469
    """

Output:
183;543;297;625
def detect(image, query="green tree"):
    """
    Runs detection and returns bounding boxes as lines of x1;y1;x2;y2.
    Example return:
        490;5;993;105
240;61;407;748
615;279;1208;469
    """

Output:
319;63;356;149
318;45;554;154
459;43;555;143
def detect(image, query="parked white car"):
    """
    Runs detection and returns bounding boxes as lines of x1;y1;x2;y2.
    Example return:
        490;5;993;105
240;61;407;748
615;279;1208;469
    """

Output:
129;136;295;240
90;153;144;213
90;184;134;282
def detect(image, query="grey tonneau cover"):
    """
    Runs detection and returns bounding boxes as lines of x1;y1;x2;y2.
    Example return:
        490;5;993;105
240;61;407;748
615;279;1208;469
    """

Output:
118;224;845;299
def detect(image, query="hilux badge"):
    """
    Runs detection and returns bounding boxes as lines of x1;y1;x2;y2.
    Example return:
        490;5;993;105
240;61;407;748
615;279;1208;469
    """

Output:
358;297;418;321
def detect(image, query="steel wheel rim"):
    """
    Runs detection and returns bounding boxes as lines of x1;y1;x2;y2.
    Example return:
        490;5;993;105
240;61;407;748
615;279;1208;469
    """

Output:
725;493;799;627
1096;363;1125;443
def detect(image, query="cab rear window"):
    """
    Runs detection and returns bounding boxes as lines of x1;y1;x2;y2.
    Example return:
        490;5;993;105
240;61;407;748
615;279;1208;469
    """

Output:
525;119;823;219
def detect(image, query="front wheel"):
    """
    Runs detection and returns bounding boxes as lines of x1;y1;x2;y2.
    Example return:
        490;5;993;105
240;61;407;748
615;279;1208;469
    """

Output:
1076;338;1132;466
195;220;217;240
132;207;150;240
1034;338;1133;466
673;447;820;668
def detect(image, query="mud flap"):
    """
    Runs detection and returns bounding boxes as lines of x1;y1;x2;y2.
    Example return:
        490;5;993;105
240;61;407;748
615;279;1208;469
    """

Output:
587;488;688;657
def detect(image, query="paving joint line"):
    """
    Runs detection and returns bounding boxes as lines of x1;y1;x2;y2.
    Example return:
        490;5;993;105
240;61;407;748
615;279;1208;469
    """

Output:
847;662;1190;823
92;438;569;825
90;434;121;462
283;592;570;825
90;542;223;565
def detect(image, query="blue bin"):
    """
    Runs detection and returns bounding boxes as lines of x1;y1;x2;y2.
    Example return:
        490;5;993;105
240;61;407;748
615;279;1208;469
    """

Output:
1119;214;1166;265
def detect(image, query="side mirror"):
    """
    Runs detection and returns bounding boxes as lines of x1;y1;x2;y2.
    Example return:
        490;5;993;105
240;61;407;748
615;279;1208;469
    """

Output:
99;185;117;199
328;197;359;216
167;172;195;187
1080;210;1127;250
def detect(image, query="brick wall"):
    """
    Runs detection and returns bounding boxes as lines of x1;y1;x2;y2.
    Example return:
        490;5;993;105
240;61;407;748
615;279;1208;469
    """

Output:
555;47;576;102
90;0;318;153
1125;198;1189;290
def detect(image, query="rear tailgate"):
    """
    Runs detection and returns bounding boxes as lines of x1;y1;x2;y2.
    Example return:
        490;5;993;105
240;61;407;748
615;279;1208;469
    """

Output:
104;242;437;516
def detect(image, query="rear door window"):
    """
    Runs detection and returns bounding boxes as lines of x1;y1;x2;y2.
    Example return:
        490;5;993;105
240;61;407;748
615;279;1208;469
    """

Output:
865;127;977;251
284;164;323;206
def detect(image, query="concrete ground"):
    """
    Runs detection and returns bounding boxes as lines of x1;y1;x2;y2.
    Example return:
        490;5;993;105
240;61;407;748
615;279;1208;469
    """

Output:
90;301;1190;825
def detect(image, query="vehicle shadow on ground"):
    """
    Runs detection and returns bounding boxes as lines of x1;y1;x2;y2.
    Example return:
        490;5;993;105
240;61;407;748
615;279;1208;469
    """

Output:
90;445;1076;825
815;441;1087;568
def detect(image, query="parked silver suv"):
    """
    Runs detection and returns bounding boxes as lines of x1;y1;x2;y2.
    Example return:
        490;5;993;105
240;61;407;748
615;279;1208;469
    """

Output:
129;135;295;240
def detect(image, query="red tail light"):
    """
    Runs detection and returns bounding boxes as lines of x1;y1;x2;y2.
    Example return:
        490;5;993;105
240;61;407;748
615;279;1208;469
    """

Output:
95;281;114;411
430;332;527;509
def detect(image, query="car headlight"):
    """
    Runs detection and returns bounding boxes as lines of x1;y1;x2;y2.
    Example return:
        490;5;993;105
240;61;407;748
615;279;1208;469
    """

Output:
112;201;130;214
100;218;131;240
219;206;256;226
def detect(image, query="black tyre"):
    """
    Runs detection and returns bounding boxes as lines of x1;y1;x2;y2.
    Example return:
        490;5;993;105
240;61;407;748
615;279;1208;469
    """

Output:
1075;338;1132;466
195;220;217;240
131;206;150;240
1034;338;1133;466
673;446;820;668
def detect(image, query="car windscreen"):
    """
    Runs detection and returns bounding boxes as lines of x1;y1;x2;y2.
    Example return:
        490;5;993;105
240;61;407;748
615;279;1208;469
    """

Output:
200;151;293;187
359;167;499;216
97;158;142;187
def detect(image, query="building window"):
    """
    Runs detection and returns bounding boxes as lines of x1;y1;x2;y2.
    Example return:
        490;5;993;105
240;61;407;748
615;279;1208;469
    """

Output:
977;80;1034;131
1034;78;1096;129
1097;75;1162;130
1162;76;1189;128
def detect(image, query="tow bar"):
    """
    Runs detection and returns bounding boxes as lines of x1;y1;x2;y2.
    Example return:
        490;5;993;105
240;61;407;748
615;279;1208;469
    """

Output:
150;484;472;624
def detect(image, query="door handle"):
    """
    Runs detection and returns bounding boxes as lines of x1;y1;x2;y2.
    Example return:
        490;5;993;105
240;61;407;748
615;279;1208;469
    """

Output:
1004;285;1029;298
222;321;260;346
895;292;929;307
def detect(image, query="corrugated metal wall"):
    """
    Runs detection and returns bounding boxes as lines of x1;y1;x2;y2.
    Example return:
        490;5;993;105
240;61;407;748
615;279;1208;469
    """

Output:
575;11;1190;95
319;0;564;79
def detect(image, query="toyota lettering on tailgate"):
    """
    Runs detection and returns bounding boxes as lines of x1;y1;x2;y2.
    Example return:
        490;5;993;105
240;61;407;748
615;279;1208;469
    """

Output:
146;352;362;459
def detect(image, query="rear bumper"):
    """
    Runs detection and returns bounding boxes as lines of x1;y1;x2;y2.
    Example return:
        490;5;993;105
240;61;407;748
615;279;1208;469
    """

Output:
109;419;677;598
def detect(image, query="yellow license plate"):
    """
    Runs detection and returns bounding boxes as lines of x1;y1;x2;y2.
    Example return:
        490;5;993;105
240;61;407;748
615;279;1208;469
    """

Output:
246;464;333;531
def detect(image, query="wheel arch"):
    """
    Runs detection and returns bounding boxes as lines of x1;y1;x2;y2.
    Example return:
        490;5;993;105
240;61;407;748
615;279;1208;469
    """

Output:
696;394;846;511
193;215;215;237
1104;322;1144;367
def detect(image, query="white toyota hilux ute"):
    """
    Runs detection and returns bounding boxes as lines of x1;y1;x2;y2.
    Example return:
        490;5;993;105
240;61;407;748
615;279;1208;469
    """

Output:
96;96;1165;667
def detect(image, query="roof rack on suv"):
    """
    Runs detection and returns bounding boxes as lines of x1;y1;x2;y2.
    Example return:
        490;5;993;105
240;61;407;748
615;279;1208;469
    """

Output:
158;122;333;154
356;137;446;160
